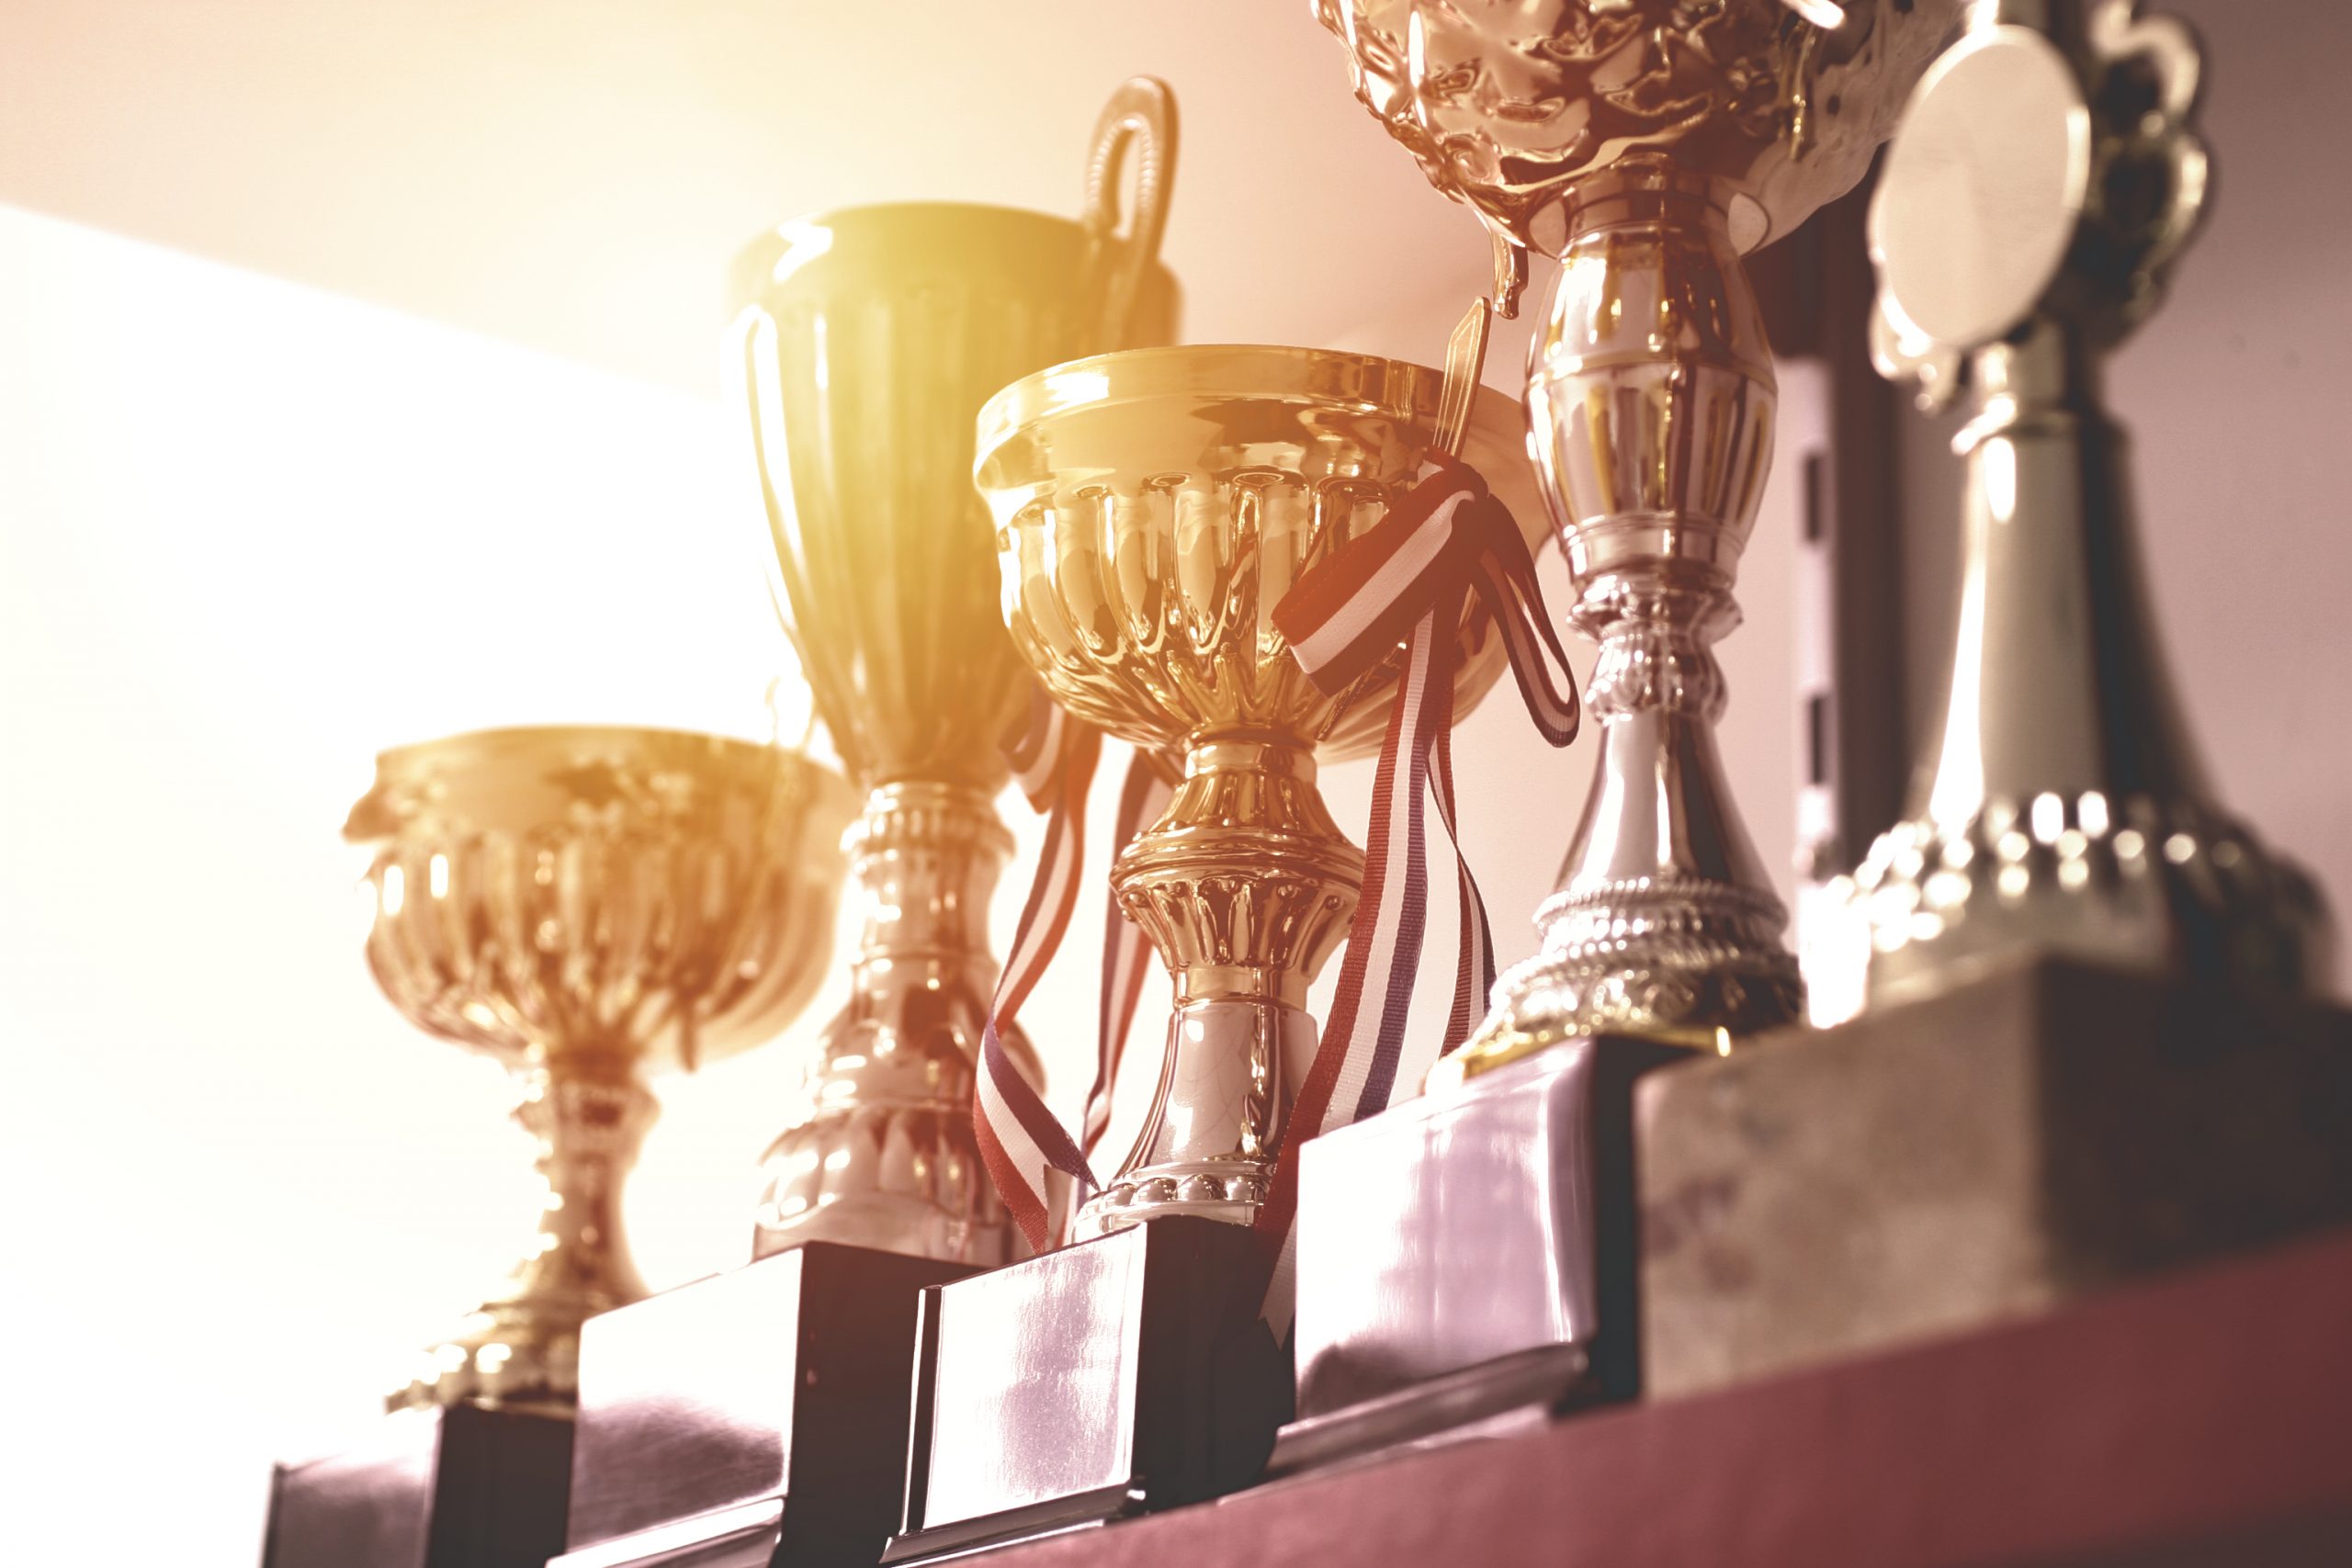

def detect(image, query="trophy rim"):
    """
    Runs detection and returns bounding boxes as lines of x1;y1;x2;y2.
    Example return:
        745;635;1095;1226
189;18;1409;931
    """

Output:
345;723;859;843
729;199;1181;310
973;342;1546;547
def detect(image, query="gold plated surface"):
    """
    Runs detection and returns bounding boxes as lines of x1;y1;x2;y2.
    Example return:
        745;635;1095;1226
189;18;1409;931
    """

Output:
734;81;1183;1265
978;344;1544;1232
345;725;857;1413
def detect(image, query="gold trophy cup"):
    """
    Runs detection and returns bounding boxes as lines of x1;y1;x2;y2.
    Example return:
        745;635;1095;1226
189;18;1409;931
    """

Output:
885;347;1545;1561
982;344;1546;1233
732;81;1179;1267
344;725;856;1413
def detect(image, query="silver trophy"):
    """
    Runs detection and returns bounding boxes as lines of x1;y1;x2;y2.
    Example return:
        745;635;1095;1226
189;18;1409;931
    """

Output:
1641;0;2350;1401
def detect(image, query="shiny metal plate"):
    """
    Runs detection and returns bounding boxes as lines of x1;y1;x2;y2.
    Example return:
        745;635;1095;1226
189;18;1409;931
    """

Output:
918;1228;1148;1529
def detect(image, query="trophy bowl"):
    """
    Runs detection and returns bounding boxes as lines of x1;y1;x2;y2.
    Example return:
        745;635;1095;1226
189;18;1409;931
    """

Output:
344;725;858;1411
976;344;1546;1234
731;84;1181;1268
1316;0;1957;257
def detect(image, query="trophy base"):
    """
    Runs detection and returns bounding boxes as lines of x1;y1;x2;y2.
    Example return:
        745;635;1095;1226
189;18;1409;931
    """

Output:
1270;1035;1693;1477
886;1217;1287;1565
1640;954;2352;1399
264;1404;571;1568
551;1242;972;1568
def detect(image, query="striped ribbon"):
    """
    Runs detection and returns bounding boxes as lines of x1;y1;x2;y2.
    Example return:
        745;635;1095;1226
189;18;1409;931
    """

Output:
973;683;1172;1253
1253;453;1580;1324
1083;759;1176;1170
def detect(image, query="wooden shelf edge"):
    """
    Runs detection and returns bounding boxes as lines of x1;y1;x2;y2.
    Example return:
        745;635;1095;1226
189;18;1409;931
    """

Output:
983;1228;2352;1568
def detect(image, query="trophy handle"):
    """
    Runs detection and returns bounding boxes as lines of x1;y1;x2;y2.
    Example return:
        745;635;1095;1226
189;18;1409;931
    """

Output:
1080;76;1178;349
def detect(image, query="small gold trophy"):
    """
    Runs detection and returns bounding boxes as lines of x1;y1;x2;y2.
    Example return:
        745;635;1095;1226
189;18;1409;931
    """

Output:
265;727;854;1568
345;726;856;1412
887;345;1546;1560
731;80;1179;1268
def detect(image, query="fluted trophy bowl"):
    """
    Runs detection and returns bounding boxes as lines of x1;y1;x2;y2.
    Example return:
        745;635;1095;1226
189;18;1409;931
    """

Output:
977;344;1546;1234
345;725;857;1412
730;94;1182;1265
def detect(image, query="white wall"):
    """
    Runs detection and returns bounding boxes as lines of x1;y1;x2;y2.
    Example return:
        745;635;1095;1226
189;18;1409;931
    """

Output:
0;203;1064;1562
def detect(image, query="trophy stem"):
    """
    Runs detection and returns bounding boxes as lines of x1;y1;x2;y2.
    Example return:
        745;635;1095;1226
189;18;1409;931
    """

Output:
1082;734;1363;1234
397;1054;656;1414
1849;320;2330;1005
752;780;1032;1265
1448;165;1803;1081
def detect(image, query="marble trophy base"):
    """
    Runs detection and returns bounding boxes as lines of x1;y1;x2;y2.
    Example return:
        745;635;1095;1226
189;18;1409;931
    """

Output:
1268;1036;1694;1476
550;1243;971;1568
264;1404;571;1568
1640;955;2352;1399
886;1217;1288;1564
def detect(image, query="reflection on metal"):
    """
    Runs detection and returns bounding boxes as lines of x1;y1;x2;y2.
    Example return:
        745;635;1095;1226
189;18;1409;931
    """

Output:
1826;3;2331;1018
1318;1;1964;1069
977;344;1547;1233
732;80;1181;1266
345;726;855;1413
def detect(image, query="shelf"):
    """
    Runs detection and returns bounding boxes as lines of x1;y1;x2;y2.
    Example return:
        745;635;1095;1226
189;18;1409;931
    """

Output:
984;1228;2352;1568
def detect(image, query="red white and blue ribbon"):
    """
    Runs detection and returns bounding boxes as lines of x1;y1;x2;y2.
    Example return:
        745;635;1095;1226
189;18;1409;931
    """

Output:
1253;453;1580;1323
973;683;1171;1253
1083;758;1176;1169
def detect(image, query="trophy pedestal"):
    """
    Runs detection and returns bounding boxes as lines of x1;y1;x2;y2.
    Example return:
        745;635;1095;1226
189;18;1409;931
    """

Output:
887;1218;1287;1564
264;1404;571;1568
1641;956;2352;1399
550;1243;970;1568
1269;1036;1692;1475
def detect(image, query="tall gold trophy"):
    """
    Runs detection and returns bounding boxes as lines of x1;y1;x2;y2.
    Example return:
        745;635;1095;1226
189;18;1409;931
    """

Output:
888;346;1544;1561
266;726;854;1568
1269;0;1961;1472
540;85;1186;1568
732;83;1179;1269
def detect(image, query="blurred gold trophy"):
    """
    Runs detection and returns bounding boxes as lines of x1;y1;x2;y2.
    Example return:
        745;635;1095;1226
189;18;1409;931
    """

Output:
1317;0;1958;1066
730;80;1179;1268
344;726;856;1412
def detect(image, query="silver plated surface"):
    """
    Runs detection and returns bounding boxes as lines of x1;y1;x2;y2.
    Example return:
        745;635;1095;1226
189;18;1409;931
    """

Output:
1824;4;2331;1016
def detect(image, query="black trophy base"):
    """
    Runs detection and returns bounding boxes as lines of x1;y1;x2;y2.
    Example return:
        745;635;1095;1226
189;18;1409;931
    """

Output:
1269;1034;1693;1478
1640;955;2352;1398
264;1403;571;1568
551;1242;972;1568
886;1217;1288;1565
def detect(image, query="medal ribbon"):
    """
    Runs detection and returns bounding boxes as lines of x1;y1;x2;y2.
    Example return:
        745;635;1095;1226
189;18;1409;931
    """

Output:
973;683;1170;1252
1252;454;1580;1324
